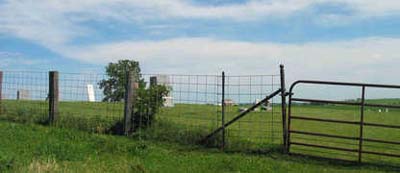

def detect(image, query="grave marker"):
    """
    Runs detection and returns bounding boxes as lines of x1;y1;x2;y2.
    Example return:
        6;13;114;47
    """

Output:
87;84;96;102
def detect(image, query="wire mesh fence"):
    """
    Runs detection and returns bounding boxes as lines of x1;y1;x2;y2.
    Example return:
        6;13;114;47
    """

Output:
0;71;48;124
137;74;222;145
57;72;124;133
223;74;282;150
1;68;400;165
0;70;284;151
136;73;283;149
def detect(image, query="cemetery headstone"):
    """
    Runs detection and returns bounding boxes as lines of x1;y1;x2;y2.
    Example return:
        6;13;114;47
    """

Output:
87;84;96;102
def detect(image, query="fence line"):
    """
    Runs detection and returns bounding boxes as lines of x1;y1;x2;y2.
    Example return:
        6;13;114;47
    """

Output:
0;69;283;151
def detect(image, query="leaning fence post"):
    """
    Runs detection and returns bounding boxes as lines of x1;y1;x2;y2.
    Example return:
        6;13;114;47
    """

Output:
124;71;136;135
280;65;288;153
221;71;226;150
48;71;59;124
358;86;366;163
0;71;3;114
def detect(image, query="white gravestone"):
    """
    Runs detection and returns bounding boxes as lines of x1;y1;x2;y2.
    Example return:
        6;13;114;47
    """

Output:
17;90;30;100
152;75;174;107
87;84;96;102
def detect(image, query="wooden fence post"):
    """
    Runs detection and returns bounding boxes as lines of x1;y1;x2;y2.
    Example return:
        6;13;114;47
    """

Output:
124;71;136;135
48;71;59;124
280;65;288;153
0;71;3;114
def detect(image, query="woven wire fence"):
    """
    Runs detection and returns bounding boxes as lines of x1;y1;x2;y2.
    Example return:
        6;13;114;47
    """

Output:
0;71;48;123
136;73;283;149
57;72;124;133
223;75;282;149
0;71;283;150
135;74;222;145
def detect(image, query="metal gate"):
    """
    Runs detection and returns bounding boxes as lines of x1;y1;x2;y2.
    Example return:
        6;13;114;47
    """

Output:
286;80;400;163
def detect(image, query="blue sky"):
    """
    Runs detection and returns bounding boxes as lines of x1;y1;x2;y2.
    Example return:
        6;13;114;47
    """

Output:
1;0;400;86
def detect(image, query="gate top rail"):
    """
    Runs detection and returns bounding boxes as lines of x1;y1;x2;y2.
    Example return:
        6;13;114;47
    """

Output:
289;80;400;94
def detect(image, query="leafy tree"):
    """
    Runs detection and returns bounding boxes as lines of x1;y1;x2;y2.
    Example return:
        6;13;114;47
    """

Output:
99;60;169;131
99;60;142;102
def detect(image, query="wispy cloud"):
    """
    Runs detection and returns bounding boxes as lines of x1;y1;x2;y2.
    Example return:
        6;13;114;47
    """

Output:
1;0;400;48
0;0;399;83
59;37;399;84
0;51;48;69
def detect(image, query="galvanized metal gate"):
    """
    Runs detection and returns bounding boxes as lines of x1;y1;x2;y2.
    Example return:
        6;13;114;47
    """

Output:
286;80;400;163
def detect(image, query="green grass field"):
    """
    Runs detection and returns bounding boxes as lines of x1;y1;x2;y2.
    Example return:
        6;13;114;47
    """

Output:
0;99;399;172
1;121;399;173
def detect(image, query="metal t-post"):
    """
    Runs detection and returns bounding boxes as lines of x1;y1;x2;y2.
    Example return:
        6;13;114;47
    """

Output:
221;71;226;150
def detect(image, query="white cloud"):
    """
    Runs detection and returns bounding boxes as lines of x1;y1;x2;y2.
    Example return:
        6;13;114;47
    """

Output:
0;0;399;51
338;0;400;16
59;37;400;85
0;0;400;84
0;51;47;69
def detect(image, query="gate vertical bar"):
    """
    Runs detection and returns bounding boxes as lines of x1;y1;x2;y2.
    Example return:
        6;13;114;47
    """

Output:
0;71;3;115
287;88;293;154
280;65;288;153
358;86;366;163
48;71;59;124
124;71;135;135
221;71;226;150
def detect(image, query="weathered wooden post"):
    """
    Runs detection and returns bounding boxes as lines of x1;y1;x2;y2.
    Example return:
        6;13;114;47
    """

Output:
124;71;136;135
48;71;59;124
0;71;3;114
221;71;226;150
280;65;288;153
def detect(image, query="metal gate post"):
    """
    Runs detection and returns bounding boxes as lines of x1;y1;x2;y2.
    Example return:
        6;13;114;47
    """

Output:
358;86;366;163
287;88;293;154
221;71;226;150
280;65;288;153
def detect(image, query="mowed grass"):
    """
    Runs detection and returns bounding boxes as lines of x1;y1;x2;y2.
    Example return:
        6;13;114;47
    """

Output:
0;99;399;169
1;121;399;173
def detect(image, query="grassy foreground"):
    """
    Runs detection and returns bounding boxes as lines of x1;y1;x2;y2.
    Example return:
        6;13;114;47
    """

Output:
0;121;398;173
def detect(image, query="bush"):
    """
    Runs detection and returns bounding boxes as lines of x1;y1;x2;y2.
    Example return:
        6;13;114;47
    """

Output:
99;60;170;132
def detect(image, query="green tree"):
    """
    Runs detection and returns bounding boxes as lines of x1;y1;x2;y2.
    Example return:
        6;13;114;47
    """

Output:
99;60;169;130
99;60;142;102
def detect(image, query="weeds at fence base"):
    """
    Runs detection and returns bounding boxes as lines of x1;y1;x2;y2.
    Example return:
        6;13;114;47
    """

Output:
0;107;283;155
136;119;222;147
0;106;47;125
